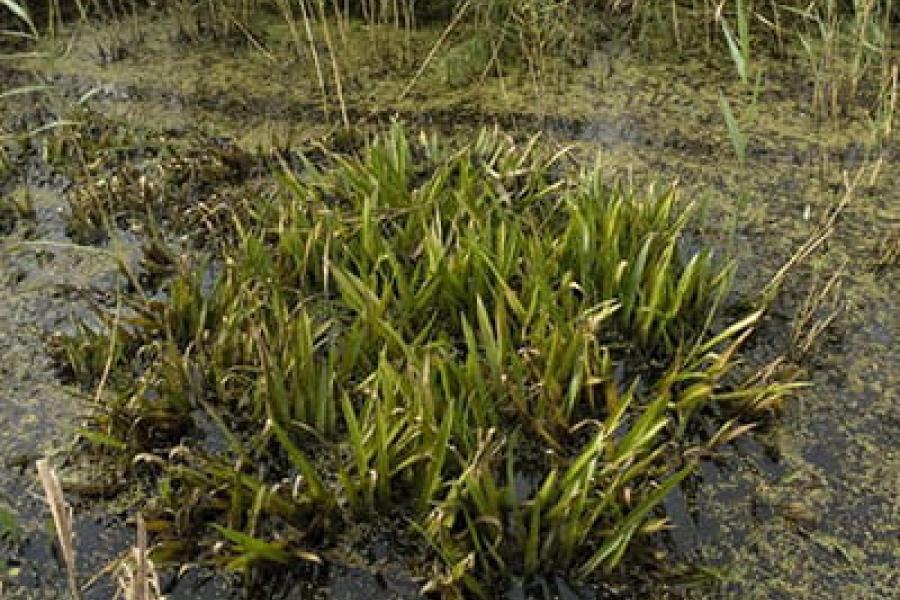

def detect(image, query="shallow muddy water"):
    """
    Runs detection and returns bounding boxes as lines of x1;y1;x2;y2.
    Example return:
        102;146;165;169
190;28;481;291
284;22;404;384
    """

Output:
1;8;897;599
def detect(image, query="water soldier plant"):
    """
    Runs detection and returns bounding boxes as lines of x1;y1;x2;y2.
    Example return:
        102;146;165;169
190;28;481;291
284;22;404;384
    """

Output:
56;125;799;596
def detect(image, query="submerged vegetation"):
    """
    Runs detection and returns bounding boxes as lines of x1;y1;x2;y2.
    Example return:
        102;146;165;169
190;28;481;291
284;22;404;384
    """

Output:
51;125;799;595
0;0;896;598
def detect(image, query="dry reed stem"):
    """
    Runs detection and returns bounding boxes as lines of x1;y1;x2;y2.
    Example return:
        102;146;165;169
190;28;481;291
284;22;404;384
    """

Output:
35;458;80;600
229;14;277;62
133;514;148;600
789;265;844;358
397;0;473;102
315;0;350;129
297;0;330;120
762;164;861;303
112;514;162;600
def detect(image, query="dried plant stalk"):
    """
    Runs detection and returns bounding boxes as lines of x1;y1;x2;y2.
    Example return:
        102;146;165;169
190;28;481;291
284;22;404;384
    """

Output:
117;514;160;600
36;458;80;600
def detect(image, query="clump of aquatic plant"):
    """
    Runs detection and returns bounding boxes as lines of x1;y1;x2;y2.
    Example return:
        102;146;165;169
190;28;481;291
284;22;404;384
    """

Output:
54;114;265;247
779;0;895;121
63;125;797;595
448;0;595;79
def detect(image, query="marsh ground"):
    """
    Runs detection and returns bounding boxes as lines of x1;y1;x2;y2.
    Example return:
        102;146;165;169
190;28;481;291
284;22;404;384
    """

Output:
0;7;897;599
